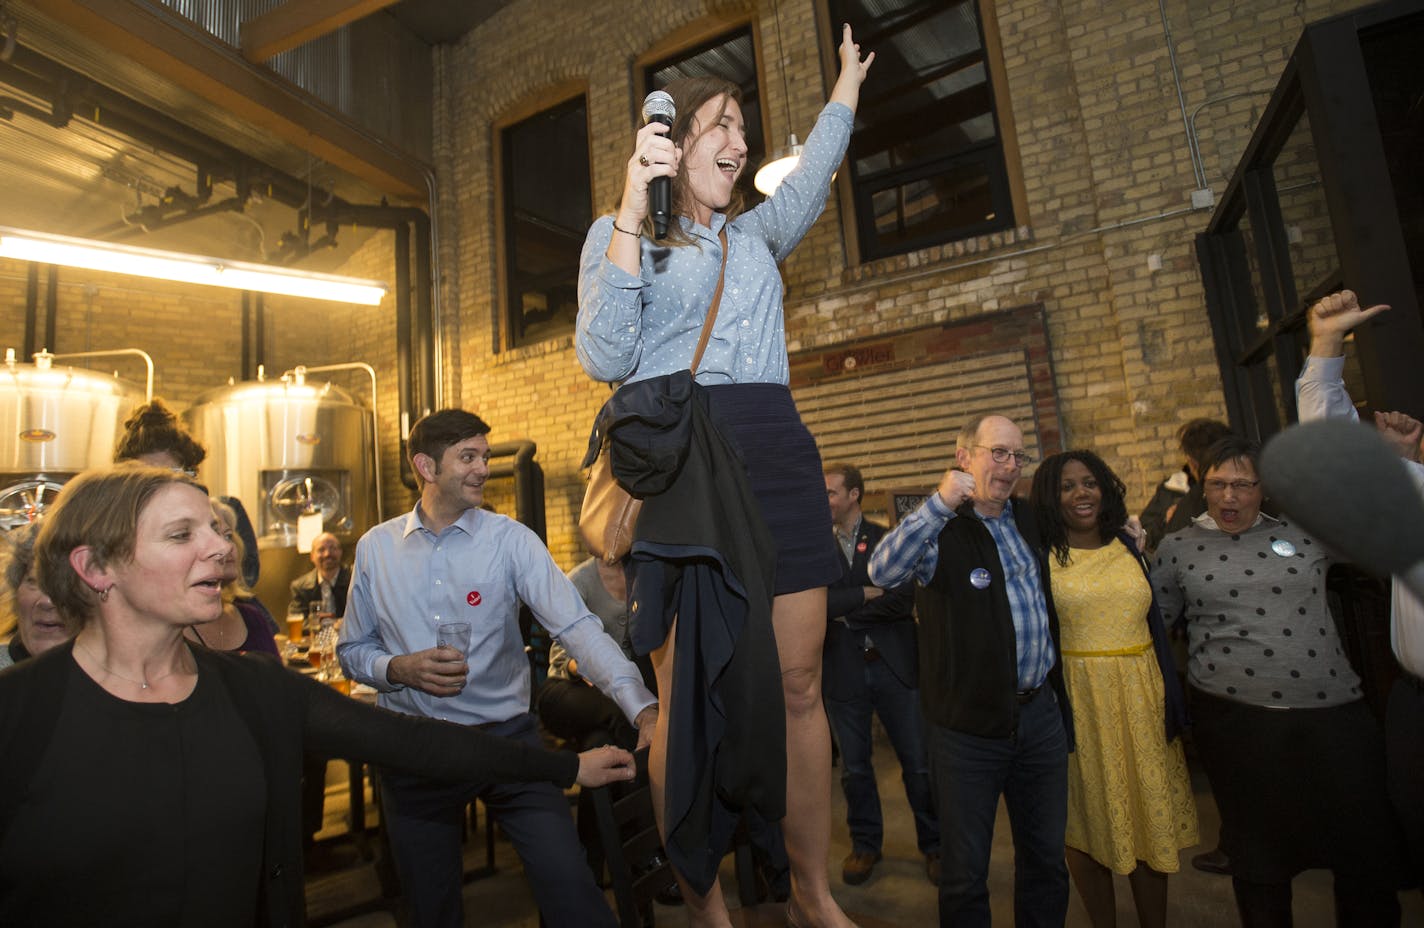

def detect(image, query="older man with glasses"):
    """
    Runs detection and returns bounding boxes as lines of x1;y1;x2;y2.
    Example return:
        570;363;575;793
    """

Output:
871;414;1072;928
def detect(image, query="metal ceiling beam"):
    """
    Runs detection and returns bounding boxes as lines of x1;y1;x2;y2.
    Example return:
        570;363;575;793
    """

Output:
27;0;427;200
240;0;402;63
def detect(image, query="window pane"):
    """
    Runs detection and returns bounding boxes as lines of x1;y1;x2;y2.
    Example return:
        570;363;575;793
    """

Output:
645;28;765;206
870;156;1001;252
501;96;591;348
828;0;1015;260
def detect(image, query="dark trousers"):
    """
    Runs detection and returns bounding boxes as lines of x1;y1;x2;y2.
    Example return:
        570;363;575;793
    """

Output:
929;688;1069;928
536;676;637;751
378;713;616;928
1387;674;1424;891
301;754;329;842
825;649;939;856
1232;873;1401;927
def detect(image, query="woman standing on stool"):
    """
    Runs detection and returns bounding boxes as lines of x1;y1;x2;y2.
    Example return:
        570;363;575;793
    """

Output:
576;25;873;928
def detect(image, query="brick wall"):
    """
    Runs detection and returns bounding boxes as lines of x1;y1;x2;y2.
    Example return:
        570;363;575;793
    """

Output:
0;0;1373;573
424;0;1376;570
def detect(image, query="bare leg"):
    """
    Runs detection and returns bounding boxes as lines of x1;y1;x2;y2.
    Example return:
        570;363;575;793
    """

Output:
1127;863;1168;928
775;587;856;928
646;619;732;927
1066;846;1116;928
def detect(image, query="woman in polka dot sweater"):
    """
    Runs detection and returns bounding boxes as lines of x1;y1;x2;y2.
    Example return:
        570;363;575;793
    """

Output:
1151;435;1403;925
576;26;874;928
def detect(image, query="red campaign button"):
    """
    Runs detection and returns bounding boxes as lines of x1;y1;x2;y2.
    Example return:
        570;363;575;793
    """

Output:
856;541;868;553
466;590;482;607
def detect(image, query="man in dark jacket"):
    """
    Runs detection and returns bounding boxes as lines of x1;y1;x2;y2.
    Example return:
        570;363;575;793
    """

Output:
289;532;351;619
823;462;940;886
871;414;1071;928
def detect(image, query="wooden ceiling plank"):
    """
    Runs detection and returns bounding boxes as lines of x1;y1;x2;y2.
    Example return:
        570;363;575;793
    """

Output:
241;0;402;63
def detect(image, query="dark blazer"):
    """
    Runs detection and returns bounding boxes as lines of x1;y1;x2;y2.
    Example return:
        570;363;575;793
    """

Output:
288;565;352;617
0;643;576;927
824;518;919;695
915;497;1073;745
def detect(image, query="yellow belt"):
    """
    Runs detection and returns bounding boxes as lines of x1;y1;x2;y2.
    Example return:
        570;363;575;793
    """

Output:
1060;641;1152;657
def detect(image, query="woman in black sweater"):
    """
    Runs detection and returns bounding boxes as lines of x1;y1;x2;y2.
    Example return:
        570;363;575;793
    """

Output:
0;464;634;927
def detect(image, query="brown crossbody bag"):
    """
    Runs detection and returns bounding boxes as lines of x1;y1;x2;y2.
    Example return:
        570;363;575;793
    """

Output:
579;226;729;564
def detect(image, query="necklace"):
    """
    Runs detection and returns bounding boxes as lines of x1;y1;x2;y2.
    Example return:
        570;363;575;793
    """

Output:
75;638;188;690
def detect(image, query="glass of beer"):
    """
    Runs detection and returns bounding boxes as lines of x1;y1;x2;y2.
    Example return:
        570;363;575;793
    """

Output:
286;602;306;645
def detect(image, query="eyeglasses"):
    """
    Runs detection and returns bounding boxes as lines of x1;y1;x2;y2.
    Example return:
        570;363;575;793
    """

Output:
973;445;1033;466
1203;479;1260;493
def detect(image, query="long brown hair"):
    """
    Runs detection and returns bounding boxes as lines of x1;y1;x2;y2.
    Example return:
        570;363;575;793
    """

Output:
638;76;747;246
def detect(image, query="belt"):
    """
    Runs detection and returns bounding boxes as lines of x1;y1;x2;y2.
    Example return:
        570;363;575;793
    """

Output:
862;645;881;663
1060;642;1151;657
1014;683;1044;705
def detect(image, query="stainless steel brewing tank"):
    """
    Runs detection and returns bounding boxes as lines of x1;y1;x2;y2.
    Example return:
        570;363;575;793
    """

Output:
183;377;378;613
0;354;144;527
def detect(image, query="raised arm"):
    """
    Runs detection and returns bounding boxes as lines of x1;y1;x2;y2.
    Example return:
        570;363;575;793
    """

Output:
868;468;973;588
829;23;875;114
1296;289;1389;424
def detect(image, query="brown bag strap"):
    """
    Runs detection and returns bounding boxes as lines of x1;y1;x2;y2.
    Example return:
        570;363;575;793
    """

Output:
689;225;730;374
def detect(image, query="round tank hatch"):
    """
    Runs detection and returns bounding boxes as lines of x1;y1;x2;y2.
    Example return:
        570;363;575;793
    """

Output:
0;478;67;530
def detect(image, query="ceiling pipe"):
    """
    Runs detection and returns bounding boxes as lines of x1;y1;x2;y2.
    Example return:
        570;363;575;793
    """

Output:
304;201;435;492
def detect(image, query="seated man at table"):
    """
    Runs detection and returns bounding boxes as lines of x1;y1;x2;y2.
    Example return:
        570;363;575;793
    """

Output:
338;408;657;928
290;532;351;619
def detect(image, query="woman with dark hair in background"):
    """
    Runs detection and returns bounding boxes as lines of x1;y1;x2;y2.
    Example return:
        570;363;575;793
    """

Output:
1031;450;1196;928
576;25;873;928
115;397;262;590
0;464;635;927
1152;437;1403;926
0;524;72;669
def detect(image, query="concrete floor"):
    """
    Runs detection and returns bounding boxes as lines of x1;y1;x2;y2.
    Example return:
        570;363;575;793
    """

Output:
312;723;1421;927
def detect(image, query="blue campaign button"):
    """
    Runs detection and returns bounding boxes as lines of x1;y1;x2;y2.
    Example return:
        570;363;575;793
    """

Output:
969;568;992;589
1270;539;1296;558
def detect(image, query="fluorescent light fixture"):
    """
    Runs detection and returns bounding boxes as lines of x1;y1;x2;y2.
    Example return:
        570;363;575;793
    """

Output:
0;226;388;305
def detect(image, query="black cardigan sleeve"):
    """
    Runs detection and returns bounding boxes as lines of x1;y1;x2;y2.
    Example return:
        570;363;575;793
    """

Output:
285;662;579;788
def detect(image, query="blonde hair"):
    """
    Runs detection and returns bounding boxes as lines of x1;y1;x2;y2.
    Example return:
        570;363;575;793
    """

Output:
211;499;254;603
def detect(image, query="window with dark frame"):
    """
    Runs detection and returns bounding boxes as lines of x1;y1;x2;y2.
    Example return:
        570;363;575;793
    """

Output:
500;95;591;349
644;26;767;210
828;0;1015;261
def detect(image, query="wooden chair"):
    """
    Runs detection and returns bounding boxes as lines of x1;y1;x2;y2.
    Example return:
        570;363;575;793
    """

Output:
582;751;770;927
584;752;675;928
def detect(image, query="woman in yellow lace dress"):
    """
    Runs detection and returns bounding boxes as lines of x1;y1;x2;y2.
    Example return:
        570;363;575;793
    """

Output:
1030;451;1197;928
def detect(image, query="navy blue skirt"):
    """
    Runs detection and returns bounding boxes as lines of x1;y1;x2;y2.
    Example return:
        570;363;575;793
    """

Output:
704;383;844;595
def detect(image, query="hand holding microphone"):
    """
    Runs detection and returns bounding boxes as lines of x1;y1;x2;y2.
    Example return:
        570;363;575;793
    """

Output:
615;91;680;240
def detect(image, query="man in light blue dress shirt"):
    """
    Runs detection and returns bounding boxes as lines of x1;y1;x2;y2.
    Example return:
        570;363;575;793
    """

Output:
338;409;657;928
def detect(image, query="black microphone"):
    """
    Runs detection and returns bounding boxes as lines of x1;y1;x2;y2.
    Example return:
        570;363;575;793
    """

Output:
1261;419;1424;600
642;90;675;238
